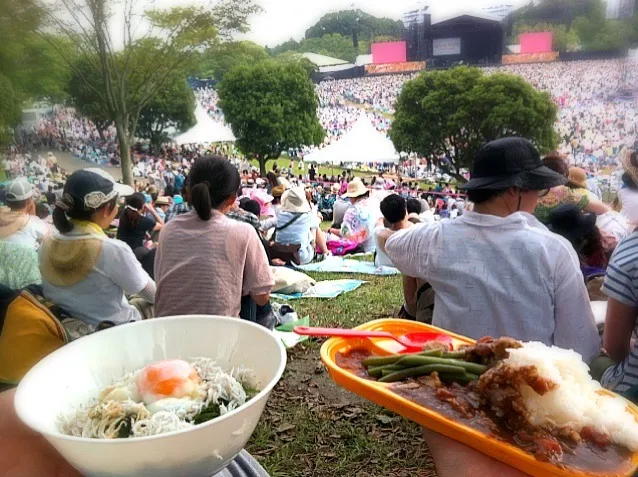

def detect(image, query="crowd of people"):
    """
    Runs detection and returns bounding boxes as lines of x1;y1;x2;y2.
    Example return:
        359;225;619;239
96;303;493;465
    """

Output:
4;57;638;476
27;59;638;193
3;137;638;475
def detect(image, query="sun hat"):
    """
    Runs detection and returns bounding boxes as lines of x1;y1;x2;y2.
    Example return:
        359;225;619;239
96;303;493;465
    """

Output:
343;178;369;198
621;148;638;185
250;188;274;205
278;177;291;189
154;197;170;206
330;183;340;194
547;204;597;247
271;185;285;198
63;168;134;210
460;137;567;191
567;167;588;189
281;187;311;214
5;179;35;202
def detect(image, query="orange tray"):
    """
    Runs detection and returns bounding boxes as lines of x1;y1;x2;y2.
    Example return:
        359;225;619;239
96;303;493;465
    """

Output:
320;318;638;477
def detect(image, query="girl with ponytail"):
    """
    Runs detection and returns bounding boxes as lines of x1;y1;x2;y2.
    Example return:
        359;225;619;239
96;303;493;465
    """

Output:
40;169;156;328
154;155;274;319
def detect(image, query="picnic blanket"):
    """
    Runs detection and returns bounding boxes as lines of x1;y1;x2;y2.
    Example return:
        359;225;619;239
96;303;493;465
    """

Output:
272;316;309;348
295;256;400;276
271;279;366;301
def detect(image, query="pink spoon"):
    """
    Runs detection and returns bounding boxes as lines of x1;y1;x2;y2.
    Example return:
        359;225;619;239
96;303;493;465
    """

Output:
293;326;452;351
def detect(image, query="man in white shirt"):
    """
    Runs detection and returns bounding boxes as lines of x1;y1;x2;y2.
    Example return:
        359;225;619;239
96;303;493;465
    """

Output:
378;137;601;363
0;179;48;249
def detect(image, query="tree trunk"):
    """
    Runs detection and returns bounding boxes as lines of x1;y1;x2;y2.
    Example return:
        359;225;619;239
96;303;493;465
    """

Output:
259;156;267;178
115;123;134;185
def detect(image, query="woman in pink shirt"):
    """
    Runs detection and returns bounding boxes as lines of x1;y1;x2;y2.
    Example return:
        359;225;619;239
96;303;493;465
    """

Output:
154;156;274;318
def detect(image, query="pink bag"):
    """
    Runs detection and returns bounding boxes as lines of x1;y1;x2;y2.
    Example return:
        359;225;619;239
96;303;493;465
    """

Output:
322;239;360;256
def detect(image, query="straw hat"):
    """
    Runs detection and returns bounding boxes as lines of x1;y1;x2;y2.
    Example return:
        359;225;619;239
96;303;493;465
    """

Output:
330;183;340;194
154;196;170;206
271;185;285;198
621;148;638;185
281;187;311;214
342;178;369;198
567;167;587;189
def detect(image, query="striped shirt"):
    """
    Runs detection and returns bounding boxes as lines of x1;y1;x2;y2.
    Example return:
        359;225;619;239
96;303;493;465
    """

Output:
602;232;638;393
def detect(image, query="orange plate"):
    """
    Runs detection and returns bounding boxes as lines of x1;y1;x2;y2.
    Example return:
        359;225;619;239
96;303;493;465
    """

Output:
320;319;638;477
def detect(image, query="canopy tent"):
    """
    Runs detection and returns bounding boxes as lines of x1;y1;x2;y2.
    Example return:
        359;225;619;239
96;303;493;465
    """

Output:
305;113;400;165
174;105;235;145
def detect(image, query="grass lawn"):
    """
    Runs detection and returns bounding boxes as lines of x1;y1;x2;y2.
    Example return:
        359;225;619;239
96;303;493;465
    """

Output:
245;269;437;477
250;157;377;182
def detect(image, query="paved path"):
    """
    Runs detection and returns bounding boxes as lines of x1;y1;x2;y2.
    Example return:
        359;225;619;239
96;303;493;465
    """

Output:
43;149;124;181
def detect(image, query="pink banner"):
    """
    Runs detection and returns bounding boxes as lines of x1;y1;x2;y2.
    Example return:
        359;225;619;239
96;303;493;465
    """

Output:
519;32;553;54
371;41;407;64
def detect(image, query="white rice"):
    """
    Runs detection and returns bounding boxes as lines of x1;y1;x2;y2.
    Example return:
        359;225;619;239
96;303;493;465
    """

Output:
58;358;256;439
505;342;638;451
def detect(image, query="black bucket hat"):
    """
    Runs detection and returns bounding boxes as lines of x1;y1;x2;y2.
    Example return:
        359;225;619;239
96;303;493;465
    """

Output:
547;204;597;247
460;137;567;191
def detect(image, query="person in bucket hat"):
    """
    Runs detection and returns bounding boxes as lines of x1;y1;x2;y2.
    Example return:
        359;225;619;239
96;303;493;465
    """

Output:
377;137;600;363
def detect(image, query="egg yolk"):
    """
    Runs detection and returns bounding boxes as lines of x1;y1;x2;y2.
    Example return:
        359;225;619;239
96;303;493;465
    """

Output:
137;359;200;403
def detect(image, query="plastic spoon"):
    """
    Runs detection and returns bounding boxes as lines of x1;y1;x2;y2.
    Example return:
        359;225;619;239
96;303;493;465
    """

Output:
293;326;452;351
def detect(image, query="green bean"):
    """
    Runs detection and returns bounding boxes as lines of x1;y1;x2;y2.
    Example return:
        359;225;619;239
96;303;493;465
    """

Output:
381;369;398;377
442;351;467;359
394;355;487;375
367;364;402;378
378;364;466;383
362;355;402;368
419;349;444;357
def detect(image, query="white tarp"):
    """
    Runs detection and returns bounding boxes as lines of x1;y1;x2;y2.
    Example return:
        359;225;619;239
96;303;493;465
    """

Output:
305;113;400;165
174;105;235;144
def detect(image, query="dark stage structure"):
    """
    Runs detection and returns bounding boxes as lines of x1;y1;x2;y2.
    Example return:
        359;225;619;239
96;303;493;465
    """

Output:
405;14;503;67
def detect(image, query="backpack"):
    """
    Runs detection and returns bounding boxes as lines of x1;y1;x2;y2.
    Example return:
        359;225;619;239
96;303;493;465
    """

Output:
0;287;90;387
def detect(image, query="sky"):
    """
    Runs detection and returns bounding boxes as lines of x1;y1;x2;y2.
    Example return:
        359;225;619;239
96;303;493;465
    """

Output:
147;0;530;48
243;0;529;47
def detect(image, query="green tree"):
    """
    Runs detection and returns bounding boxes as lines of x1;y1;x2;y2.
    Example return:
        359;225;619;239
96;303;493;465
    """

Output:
390;67;558;181
67;56;111;138
218;60;325;176
198;41;269;81
305;10;404;47
0;74;22;146
39;0;261;185
136;76;196;149
272;34;369;63
0;0;73;104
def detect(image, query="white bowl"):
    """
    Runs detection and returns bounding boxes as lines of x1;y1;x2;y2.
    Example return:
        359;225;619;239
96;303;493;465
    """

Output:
14;315;287;477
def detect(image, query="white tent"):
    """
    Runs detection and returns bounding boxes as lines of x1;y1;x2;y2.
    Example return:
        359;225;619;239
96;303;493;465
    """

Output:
305;113;400;165
174;105;235;145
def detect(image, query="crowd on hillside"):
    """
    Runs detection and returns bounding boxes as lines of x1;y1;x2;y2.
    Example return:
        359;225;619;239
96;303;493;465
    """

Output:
24;59;638;191
194;86;225;122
